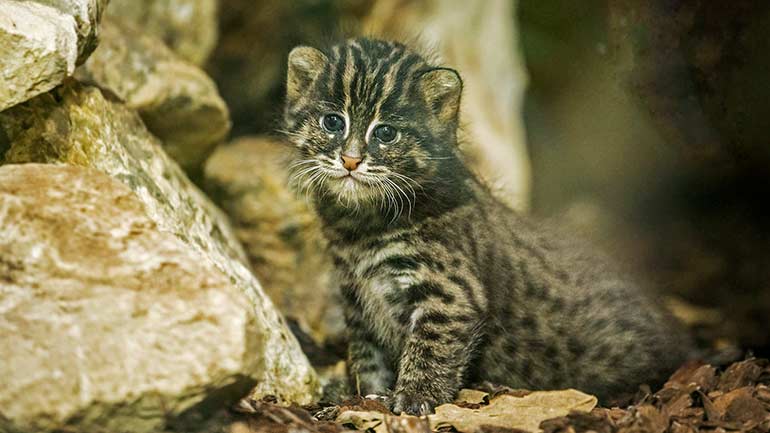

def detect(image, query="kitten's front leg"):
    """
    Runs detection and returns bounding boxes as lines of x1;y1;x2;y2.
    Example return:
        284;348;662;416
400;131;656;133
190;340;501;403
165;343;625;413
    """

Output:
341;280;396;396
392;301;482;415
348;331;395;396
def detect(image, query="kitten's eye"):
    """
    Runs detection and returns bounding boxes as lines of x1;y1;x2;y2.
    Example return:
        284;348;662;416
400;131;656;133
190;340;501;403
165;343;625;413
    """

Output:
321;113;345;133
373;124;398;143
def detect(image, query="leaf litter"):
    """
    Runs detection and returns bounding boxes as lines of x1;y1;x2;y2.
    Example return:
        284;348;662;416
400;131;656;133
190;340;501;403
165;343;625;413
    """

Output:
224;358;770;433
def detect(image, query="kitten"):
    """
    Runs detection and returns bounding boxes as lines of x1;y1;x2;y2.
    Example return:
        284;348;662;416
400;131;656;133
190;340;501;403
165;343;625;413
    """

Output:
282;37;693;415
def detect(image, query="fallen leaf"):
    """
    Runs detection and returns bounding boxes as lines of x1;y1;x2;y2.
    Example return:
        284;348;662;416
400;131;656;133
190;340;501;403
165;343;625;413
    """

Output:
712;387;767;424
383;415;432;433
456;389;491;405
540;409;614;433
617;404;669;433
662;391;693;417
700;390;721;422
755;385;770;405
430;389;597;433
717;359;765;392
337;395;391;414
668;364;719;394
336;410;430;433
669;420;697;433
336;410;386;432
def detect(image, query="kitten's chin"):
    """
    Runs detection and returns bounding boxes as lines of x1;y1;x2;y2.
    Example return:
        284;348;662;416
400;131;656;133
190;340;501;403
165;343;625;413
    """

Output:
326;175;380;206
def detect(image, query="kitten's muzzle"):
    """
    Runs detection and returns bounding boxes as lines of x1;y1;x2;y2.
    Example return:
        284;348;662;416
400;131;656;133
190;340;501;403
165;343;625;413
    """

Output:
341;154;364;171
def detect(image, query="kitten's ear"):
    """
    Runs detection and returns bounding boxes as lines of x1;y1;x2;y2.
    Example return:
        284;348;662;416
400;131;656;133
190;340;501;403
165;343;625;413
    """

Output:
287;46;328;103
417;68;463;124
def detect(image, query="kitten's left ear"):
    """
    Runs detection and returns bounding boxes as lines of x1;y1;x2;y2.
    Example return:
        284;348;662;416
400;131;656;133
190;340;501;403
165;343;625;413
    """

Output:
287;46;328;103
417;67;463;124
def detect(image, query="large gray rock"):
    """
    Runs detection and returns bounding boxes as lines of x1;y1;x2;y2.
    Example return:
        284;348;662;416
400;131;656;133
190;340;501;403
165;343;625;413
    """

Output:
0;163;260;433
107;0;218;65
35;0;109;61
0;0;106;111
76;18;231;173
0;83;319;432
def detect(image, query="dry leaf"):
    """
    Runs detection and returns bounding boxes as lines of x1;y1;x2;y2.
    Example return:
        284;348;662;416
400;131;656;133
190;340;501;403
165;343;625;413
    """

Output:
430;389;598;433
456;389;491;405
336;410;387;432
717;359;765;392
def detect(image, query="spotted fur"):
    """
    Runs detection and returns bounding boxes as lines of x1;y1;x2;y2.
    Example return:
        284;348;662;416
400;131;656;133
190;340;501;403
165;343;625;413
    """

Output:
283;38;693;415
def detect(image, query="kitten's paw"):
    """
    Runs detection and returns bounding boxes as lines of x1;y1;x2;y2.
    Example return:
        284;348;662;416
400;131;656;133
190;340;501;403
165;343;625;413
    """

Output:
390;392;436;416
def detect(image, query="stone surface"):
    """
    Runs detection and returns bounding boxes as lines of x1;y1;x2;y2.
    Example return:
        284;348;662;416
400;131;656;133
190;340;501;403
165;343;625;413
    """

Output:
0;163;260;433
107;0;218;65
76;18;231;172
204;136;341;340
1;1;75;111
0;83;319;428
0;0;106;111
36;0;109;62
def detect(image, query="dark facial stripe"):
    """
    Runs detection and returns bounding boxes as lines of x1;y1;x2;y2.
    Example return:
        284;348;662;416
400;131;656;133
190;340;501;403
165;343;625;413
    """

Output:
349;43;367;104
367;51;401;115
378;54;424;114
330;46;348;104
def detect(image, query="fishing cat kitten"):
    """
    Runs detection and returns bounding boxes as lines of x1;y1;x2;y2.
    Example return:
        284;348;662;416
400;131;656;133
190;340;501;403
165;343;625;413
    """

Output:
283;37;693;415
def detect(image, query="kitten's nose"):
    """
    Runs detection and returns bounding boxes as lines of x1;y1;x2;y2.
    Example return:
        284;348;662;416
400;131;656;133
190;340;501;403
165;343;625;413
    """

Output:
341;154;363;171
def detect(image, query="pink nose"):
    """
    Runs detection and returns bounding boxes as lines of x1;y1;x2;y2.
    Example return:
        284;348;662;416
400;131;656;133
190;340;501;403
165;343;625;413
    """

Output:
341;154;363;171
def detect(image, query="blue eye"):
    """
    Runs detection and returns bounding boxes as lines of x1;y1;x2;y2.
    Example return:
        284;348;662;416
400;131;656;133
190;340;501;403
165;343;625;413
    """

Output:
373;124;397;143
322;114;345;132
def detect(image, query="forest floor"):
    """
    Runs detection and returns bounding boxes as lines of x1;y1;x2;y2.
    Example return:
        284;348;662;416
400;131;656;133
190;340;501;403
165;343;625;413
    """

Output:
201;357;770;433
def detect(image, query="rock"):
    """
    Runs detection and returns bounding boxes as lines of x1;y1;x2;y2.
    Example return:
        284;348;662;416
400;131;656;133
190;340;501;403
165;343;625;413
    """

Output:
203;136;340;340
0;0;106;111
0;83;319;430
35;0;109;62
0;81;245;271
75;18;231;173
106;0;218;65
1;163;259;433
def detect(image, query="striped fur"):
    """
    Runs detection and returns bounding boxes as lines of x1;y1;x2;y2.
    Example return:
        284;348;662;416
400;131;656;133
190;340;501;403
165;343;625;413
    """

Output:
283;38;693;415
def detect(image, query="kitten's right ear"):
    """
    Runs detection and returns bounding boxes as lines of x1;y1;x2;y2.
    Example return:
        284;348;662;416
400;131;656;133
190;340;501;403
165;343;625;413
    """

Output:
287;46;328;103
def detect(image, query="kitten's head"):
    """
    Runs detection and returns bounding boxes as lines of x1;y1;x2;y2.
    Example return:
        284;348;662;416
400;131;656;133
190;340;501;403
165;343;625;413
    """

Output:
283;38;465;219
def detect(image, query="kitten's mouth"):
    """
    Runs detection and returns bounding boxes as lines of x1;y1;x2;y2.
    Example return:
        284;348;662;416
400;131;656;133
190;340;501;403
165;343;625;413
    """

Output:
333;171;361;182
326;171;381;203
327;171;362;189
